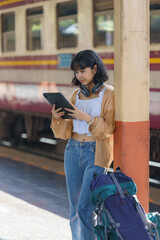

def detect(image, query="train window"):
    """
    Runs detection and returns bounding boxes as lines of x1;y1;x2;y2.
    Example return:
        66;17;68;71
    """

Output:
1;12;15;52
57;1;78;48
150;4;160;44
26;7;43;50
93;0;114;47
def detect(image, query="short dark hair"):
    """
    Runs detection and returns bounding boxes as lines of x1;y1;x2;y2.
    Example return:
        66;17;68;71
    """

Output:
70;49;108;86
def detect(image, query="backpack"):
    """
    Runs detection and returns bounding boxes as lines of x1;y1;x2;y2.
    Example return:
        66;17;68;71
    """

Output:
90;167;159;240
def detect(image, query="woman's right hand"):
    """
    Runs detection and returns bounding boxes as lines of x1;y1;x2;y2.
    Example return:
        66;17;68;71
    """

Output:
51;104;65;120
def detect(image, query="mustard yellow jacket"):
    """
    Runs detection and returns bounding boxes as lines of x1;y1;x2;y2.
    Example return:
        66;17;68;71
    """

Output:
50;84;115;169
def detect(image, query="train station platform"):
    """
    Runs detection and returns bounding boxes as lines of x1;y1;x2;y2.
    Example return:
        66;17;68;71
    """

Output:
0;155;71;240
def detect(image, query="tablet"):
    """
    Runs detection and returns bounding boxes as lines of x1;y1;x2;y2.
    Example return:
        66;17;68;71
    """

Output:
43;92;74;119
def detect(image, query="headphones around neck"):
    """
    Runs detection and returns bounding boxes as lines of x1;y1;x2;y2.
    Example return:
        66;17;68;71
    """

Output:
80;82;104;97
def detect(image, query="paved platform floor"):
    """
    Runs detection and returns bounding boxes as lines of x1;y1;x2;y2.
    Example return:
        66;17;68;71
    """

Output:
0;157;71;240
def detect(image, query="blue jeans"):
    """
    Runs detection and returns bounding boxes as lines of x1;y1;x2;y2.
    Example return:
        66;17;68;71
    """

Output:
64;138;106;240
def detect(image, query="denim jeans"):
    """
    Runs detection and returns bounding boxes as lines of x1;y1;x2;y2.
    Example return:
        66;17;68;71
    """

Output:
64;138;106;240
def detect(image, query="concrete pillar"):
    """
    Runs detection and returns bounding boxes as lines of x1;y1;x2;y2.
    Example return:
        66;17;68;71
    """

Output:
114;0;150;212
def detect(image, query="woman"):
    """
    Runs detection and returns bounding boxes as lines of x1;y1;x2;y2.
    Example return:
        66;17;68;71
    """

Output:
51;49;115;240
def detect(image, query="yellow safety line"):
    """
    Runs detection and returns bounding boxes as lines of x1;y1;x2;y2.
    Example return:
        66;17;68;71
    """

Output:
0;0;24;7
42;166;50;170
0;60;58;66
12;157;20;161
1;153;7;158
26;161;35;165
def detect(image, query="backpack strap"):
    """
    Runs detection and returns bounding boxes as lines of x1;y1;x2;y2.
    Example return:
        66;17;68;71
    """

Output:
133;195;159;240
110;173;125;199
149;222;160;240
93;203;108;240
101;211;108;240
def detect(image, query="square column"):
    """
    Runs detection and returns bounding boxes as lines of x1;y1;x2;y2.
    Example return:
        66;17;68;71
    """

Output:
114;0;150;212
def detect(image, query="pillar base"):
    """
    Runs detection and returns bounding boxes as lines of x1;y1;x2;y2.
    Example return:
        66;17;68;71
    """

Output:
114;121;150;212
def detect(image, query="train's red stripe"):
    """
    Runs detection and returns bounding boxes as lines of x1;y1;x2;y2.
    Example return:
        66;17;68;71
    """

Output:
150;51;160;58
150;88;160;92
0;55;57;61
0;65;57;70
150;64;160;71
105;65;114;70
99;52;114;59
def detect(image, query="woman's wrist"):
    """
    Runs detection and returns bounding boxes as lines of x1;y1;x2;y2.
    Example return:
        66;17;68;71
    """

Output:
87;116;94;126
86;115;92;123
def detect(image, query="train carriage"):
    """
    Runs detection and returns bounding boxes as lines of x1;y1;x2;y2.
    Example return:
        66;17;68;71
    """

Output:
0;0;159;174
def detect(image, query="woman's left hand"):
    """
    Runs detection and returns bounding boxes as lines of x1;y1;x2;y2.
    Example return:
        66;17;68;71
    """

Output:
65;103;91;123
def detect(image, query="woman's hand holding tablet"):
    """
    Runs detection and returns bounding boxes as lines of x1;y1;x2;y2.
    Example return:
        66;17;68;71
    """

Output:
43;92;75;119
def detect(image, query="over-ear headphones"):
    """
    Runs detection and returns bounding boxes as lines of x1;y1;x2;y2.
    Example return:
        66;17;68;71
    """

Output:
80;82;104;97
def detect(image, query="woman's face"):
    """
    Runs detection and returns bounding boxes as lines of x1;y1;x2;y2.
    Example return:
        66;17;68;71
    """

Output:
75;65;97;86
